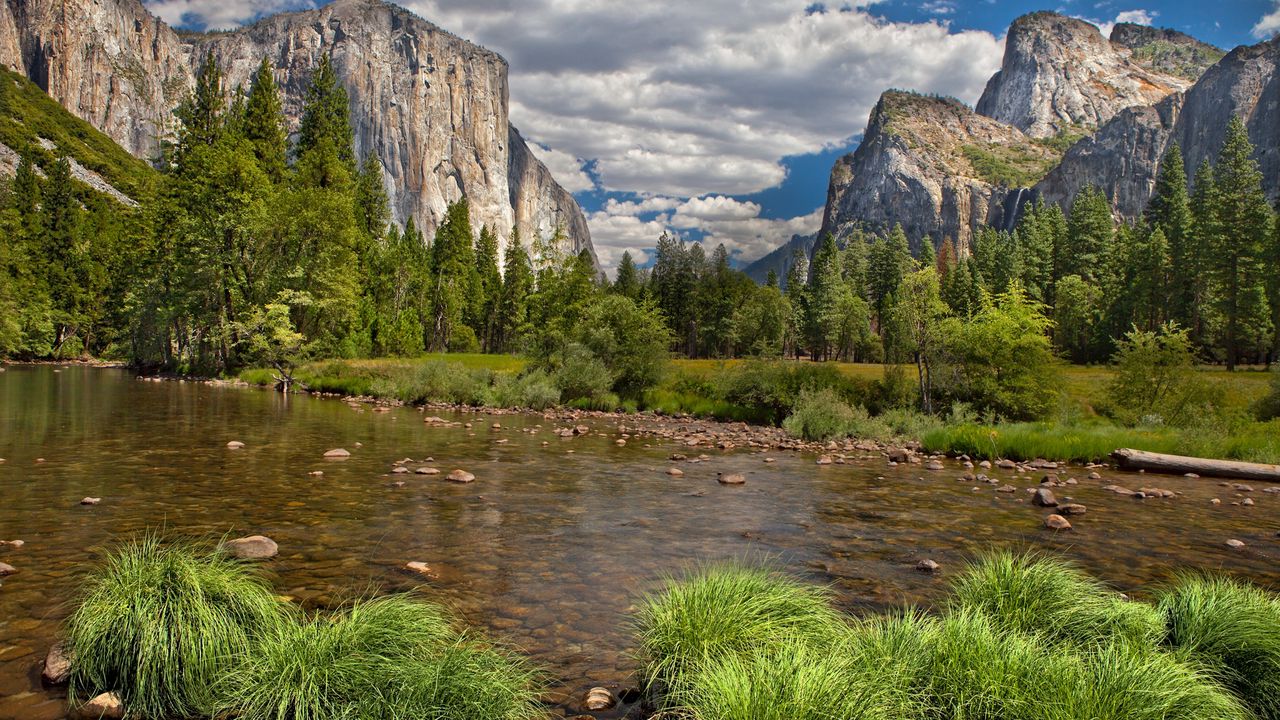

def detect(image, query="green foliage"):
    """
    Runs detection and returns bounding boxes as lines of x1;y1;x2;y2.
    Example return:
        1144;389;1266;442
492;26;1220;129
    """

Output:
367;359;490;405
634;564;845;700
226;594;545;720
1106;323;1217;426
65;535;287;719
295;54;355;169
481;369;561;410
782;387;871;441
1254;370;1280;421
949;551;1165;650
717;360;873;425
1159;574;1280;720
961;141;1059;188
545;343;614;403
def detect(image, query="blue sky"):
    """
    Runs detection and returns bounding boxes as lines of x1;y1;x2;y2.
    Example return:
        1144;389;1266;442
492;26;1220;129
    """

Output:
146;0;1278;271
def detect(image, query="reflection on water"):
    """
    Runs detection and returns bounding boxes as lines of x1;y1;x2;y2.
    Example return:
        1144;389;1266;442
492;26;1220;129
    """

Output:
1;366;1277;718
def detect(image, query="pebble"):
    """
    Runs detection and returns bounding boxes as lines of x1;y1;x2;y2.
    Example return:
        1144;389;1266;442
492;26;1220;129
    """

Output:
72;692;123;720
0;562;16;576
224;535;278;560
392;466;410;474
80;497;101;505
405;561;436;576
1243;498;1255;506
323;448;351;459
1044;514;1072;531
816;455;833;465
1225;539;1246;549
925;460;945;471
584;687;616;711
666;467;684;477
1032;488;1058;507
1058;503;1087;515
446;469;475;483
308;470;324;476
415;467;440;475
42;643;71;684
717;473;746;485
226;440;245;449
916;558;940;573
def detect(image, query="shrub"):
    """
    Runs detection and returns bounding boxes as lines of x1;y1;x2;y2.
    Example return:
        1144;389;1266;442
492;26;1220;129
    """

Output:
226;594;544;720
718;361;870;425
65;536;287;719
1254;370;1280;421
634;564;844;699
576;294;671;398
782;388;891;441
368;361;489;405
949;551;1165;650
1107;323;1217;427
482;369;560;410
1158;574;1280;719
547;343;614;403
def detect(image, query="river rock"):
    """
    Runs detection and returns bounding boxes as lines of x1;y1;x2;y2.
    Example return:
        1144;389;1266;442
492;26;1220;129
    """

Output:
666;467;684;477
1058;503;1087;515
718;473;746;485
996;459;1017;470
405;561;436;577
42;643;72;684
0;562;15;576
392;466;410;474
584;687;616;711
1088;471;1102;480
225;535;278;560
80;497;101;505
1226;539;1246;549
324;448;351;459
415;467;440;475
916;558;941;573
816;455;834;465
1044;514;1072;530
0;539;23;548
1032;488;1058;507
925;460;946;471
996;484;1017;493
446;469;476;483
226;440;245;449
73;692;124;720
887;447;910;463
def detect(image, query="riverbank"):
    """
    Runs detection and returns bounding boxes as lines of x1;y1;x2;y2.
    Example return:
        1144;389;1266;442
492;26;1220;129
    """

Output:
228;355;1280;466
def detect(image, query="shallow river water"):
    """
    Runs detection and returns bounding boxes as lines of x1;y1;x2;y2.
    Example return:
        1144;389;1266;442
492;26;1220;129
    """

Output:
1;365;1278;718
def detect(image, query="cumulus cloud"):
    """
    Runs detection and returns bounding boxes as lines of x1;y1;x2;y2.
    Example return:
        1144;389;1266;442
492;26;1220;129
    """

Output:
1113;10;1156;26
525;143;596;194
588;194;823;277
404;0;1003;198
1254;2;1280;39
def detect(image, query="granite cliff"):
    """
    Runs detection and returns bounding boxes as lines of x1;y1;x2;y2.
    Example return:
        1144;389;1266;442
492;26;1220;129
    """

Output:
0;0;595;263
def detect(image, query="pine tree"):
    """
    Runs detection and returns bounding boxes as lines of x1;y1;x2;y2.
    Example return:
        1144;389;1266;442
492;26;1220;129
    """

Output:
868;224;910;331
783;246;809;358
296;54;355;170
1209;116;1274;370
765;269;779;289
174;50;225;167
1146;144;1195;331
242;57;288;181
840;232;867;298
473;225;502;351
918;236;936;270
40;157;83;349
495;228;534;352
806;234;843;361
1188;159;1220;351
1014;201;1061;303
613;250;641;299
1060;186;1112;285
426;199;475;350
354;154;390;239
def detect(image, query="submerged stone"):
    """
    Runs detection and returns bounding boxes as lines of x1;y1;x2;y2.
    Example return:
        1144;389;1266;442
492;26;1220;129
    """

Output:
225;535;278;560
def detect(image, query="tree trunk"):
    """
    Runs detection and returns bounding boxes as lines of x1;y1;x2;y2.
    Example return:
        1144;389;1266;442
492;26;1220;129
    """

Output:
1111;448;1280;481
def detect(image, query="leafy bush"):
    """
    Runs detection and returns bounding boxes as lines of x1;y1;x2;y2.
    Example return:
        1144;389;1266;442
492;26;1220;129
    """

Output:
1107;323;1218;427
782;387;892;441
1254;370;1280;421
368;360;490;405
718;361;871;425
66;536;287;719
482;369;560;410
1159;574;1280;719
546;343;614;403
949;551;1165;650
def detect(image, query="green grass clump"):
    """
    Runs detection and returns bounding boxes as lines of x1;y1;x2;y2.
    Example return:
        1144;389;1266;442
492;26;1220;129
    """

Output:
65;535;287;719
949;551;1165;650
634;564;845;698
1065;641;1251;720
227;593;545;720
669;635;905;720
1159;574;1280;719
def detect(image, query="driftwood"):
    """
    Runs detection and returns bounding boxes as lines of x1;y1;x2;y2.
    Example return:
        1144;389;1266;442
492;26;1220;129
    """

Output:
1111;448;1280;481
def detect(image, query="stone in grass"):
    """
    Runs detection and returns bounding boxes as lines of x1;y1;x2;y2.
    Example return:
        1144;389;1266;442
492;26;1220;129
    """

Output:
72;692;124;720
42;643;72;685
323;448;351;459
1044;514;1072;531
446;469;475;483
224;535;278;560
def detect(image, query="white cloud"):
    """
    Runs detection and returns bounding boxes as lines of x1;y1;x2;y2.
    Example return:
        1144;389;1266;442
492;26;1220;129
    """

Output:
1254;2;1280;39
525;143;595;194
1114;10;1155;26
404;0;1003;198
588;194;823;276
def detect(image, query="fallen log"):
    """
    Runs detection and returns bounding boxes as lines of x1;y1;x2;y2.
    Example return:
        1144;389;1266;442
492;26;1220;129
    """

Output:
1111;448;1280;481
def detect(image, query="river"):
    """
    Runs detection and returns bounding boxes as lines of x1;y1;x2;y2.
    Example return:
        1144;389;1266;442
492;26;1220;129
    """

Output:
1;365;1276;719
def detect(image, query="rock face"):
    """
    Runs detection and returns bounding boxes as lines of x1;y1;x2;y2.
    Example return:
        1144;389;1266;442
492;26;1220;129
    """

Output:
1035;36;1279;216
976;12;1189;139
0;0;594;263
812;12;1274;260
819;91;1056;253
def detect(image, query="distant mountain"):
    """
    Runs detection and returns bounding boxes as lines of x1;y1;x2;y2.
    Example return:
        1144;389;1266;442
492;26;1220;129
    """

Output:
742;233;816;287
0;0;595;265
812;11;1276;257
